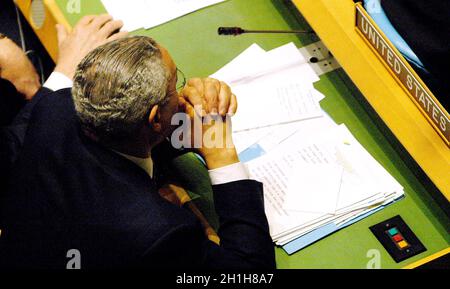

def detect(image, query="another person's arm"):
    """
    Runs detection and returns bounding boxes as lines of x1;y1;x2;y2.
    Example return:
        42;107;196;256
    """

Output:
0;33;41;101
44;14;128;92
53;14;127;80
1;15;128;173
0;14;128;118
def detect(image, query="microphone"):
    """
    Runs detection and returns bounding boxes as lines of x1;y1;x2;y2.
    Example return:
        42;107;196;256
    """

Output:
218;27;314;36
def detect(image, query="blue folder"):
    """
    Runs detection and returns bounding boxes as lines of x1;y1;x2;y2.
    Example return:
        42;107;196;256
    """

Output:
281;199;403;255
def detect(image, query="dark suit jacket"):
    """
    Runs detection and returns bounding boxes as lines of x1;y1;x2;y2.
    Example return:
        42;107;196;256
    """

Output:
0;88;275;270
0;78;26;127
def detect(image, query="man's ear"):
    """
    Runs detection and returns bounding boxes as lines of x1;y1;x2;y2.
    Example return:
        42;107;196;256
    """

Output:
148;105;162;132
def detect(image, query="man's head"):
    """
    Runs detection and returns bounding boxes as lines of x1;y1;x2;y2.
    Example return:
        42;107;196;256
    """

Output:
72;36;180;153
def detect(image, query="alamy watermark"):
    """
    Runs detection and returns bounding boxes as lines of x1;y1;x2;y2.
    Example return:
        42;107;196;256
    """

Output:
66;249;81;269
66;0;81;14
170;105;235;150
366;249;381;269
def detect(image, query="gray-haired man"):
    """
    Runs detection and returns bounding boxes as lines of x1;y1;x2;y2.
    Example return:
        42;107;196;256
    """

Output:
0;15;275;270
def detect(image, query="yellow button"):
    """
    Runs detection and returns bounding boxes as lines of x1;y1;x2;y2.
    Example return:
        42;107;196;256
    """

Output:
397;240;409;249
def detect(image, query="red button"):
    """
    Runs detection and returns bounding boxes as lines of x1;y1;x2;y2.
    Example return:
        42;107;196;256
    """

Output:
392;234;403;242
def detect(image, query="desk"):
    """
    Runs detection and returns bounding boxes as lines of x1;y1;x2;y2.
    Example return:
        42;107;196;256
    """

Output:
18;0;449;268
291;0;450;201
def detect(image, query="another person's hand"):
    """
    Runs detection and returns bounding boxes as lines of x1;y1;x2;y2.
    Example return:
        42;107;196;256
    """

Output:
179;78;239;170
55;14;128;80
0;37;41;100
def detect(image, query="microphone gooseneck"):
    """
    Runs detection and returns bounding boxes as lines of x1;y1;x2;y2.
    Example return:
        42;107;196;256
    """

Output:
218;27;314;36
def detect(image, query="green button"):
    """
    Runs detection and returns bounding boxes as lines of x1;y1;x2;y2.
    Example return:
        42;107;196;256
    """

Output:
388;228;399;236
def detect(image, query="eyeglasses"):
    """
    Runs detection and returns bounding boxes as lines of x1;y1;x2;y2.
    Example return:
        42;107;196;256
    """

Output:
176;68;186;91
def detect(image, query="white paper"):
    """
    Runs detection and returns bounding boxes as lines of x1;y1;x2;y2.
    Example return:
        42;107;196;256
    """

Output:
234;111;337;154
245;133;337;237
231;82;323;132
102;0;146;31
285;164;343;214
101;0;226;31
142;0;226;29
211;44;267;84
222;43;318;86
217;45;322;131
210;43;322;132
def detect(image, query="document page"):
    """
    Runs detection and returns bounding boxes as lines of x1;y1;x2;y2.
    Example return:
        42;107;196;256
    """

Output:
102;0;227;30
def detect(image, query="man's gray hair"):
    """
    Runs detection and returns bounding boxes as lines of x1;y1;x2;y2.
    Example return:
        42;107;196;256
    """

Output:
72;36;170;141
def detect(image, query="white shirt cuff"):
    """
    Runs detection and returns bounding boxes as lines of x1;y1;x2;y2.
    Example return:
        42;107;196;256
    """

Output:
208;162;249;185
43;71;73;91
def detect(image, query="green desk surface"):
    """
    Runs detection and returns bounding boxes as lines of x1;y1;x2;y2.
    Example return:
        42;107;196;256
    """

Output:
55;0;449;268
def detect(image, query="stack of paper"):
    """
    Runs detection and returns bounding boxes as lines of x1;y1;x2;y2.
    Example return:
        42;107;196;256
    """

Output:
101;0;227;31
211;43;404;253
245;124;403;246
211;43;323;149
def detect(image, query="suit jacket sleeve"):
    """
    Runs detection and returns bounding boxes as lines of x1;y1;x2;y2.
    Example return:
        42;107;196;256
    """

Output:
141;180;276;270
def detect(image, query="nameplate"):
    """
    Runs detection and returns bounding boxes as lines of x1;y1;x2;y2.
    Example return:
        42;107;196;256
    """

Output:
355;3;450;146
